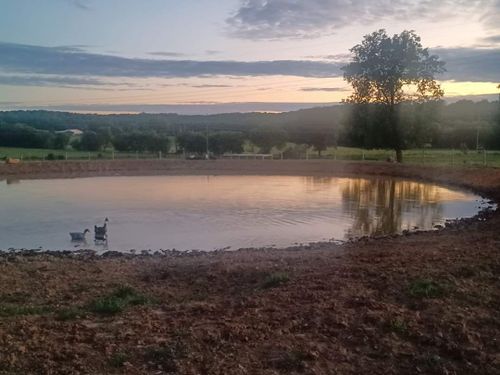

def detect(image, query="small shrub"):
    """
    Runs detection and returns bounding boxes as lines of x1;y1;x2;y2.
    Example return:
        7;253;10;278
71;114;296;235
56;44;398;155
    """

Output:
88;286;149;315
89;296;127;315
267;350;312;372
262;272;290;289
109;352;128;368
46;153;55;160
408;279;445;299
144;339;187;372
56;307;84;321
388;318;408;336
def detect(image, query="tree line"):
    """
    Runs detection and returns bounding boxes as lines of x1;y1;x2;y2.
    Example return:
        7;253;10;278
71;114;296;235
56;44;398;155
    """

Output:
1;99;499;155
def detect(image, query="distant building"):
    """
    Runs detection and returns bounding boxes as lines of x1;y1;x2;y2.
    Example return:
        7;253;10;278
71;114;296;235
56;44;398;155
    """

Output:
55;129;83;136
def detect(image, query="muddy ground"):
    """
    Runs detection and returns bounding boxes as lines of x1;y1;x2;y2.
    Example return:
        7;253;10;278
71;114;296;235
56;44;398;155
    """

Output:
0;160;499;374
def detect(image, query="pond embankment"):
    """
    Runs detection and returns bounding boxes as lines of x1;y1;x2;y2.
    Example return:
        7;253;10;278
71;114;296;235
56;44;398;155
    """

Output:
1;159;500;198
1;160;499;374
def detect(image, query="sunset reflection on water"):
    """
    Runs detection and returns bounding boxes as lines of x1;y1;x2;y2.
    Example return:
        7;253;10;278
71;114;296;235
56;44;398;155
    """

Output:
0;175;487;251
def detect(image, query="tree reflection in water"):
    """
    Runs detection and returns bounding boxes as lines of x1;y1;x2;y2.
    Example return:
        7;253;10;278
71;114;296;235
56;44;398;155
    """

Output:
340;178;444;237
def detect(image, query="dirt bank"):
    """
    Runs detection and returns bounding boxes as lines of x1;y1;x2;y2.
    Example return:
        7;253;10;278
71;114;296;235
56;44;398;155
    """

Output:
0;161;499;374
1;159;500;199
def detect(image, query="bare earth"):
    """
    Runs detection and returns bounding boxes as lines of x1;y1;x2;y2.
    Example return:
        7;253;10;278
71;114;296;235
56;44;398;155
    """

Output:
0;160;499;375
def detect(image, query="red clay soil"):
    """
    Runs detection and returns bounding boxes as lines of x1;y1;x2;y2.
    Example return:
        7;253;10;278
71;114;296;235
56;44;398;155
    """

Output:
0;160;499;375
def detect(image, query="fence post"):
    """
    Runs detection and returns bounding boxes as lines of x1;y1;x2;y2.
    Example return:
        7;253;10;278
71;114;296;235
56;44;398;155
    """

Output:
136;151;139;160
88;152;90;161
362;150;365;161
159;151;162;160
112;150;115;160
483;149;486;165
65;152;68;161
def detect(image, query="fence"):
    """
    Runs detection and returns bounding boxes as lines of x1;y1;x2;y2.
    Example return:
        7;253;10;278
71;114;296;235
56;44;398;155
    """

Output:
1;148;500;167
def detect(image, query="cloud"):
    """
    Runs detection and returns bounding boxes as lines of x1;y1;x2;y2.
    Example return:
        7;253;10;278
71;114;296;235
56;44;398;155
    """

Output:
0;42;343;78
304;53;352;61
206;50;222;55
226;0;497;40
0;74;151;91
149;51;186;57
0;75;105;87
191;84;234;88
0;42;497;84
68;0;90;10
2;102;339;115
433;47;500;82
301;87;349;92
481;35;500;44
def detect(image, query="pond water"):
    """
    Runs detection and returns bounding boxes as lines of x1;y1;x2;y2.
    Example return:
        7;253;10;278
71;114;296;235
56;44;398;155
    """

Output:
0;175;491;252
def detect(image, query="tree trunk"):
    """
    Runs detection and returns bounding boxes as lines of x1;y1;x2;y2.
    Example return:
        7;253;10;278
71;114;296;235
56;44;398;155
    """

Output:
395;149;403;163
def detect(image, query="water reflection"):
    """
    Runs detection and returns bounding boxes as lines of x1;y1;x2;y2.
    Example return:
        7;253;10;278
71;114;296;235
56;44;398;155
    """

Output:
0;175;484;251
4;178;20;185
339;178;449;237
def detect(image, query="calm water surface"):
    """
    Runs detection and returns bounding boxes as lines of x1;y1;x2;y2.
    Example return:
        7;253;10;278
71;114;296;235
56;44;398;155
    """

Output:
0;175;490;252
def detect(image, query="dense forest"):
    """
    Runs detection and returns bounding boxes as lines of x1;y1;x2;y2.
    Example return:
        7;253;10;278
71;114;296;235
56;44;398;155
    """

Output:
0;100;499;154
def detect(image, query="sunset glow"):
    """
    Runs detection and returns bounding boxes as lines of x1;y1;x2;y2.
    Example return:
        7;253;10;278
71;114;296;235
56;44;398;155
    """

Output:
1;0;499;113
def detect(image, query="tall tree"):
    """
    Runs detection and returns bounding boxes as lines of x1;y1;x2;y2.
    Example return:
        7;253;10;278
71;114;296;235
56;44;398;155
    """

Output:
342;30;445;162
494;84;500;148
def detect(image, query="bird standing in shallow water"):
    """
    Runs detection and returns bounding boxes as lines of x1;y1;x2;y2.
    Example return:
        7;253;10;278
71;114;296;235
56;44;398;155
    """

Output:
70;229;90;242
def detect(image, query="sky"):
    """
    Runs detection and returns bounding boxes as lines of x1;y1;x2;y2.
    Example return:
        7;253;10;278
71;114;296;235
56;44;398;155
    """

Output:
0;0;499;114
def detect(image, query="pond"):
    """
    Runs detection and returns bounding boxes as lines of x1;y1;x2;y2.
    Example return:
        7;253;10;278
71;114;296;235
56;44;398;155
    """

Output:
0;175;492;252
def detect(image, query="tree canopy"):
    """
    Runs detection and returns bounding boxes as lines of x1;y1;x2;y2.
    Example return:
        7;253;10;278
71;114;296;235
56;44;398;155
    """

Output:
342;30;445;161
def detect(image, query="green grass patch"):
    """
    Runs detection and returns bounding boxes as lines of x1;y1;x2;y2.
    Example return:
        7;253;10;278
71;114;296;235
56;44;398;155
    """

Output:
144;339;187;372
55;307;86;321
0;304;52;317
408;279;446;299
109;352;129;368
388;318;409;336
267;350;313;372
262;272;290;289
88;286;150;315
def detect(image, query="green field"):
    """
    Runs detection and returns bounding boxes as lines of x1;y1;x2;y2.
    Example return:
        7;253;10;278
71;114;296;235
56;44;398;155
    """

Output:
0;147;172;161
318;147;500;167
1;146;500;167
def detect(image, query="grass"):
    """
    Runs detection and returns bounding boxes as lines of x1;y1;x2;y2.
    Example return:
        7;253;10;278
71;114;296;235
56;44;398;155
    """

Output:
316;147;500;167
0;147;169;161
0;304;52;317
55;307;85;321
88;286;150;315
262;272;290;289
267;350;312;372
388;318;409;336
109;353;129;368
408;279;446;299
144;339;187;372
2;145;500;166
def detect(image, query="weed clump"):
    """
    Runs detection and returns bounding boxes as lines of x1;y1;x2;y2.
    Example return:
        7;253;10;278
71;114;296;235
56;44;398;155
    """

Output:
262;272;290;289
388;318;409;336
88;286;149;315
55;307;85;321
408;279;445;299
267;350;312;372
109;352;128;368
144;339;187;372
